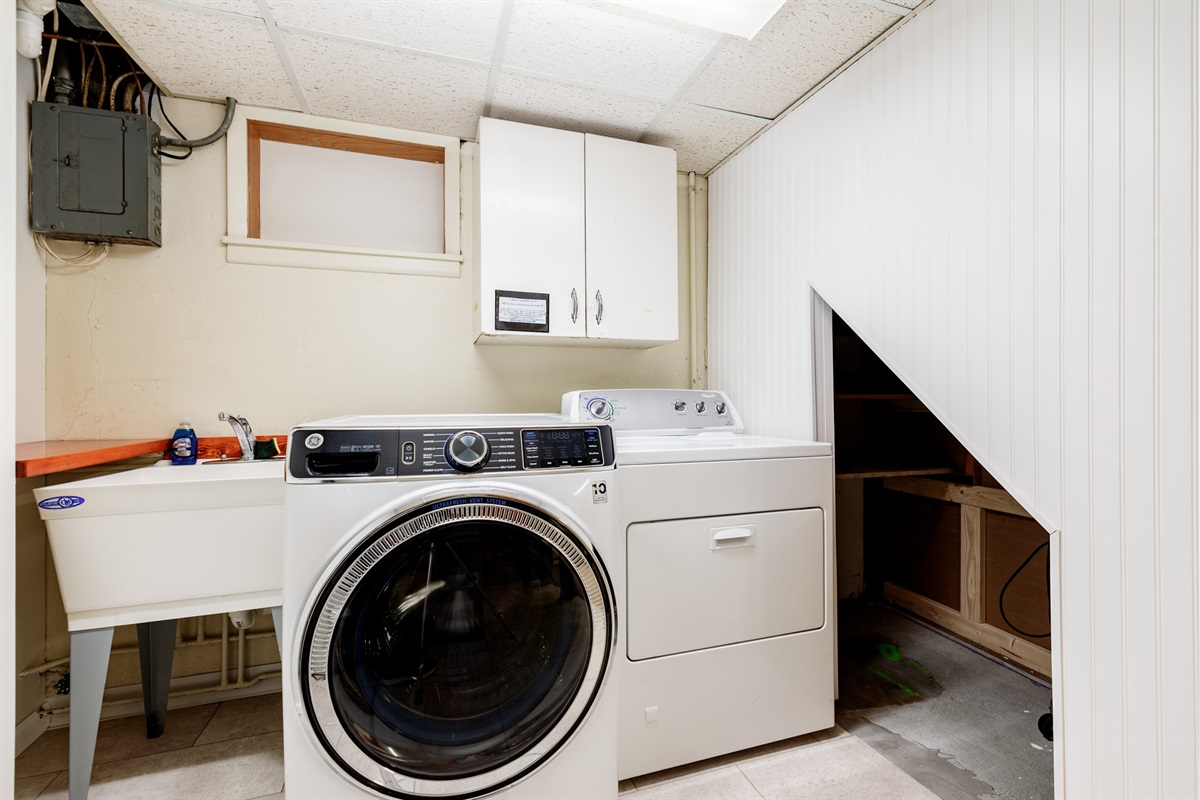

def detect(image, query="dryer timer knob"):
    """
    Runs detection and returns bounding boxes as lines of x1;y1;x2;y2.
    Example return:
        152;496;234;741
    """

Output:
445;430;490;472
587;398;613;420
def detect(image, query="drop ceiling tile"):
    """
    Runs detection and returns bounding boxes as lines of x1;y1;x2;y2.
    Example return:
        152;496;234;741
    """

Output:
641;106;767;174
503;0;719;102
282;29;489;140
683;0;896;118
490;72;662;141
164;0;261;17
90;0;299;109
888;0;923;8
266;0;502;63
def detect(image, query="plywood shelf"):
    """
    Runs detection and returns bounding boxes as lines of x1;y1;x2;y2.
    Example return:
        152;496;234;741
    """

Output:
836;465;956;480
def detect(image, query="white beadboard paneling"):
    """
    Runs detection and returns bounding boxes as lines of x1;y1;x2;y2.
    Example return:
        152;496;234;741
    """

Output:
706;1;1198;797
1155;2;1199;795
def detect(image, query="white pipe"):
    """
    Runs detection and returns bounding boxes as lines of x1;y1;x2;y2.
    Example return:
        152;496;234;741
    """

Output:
688;171;702;389
237;628;246;685
39;671;283;714
19;628;276;677
220;615;230;689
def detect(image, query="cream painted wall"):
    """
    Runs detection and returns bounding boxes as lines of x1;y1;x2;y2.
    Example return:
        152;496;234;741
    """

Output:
12;53;48;735
708;1;1197;797
34;97;701;698
45;99;698;440
15;57;42;445
3;19;21;794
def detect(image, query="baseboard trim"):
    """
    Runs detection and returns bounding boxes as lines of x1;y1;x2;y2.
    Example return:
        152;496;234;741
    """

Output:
15;710;50;757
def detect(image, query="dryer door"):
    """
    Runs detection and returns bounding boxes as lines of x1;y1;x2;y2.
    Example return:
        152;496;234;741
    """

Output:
299;496;614;799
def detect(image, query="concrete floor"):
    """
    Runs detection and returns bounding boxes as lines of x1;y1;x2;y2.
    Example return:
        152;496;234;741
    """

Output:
837;601;1054;800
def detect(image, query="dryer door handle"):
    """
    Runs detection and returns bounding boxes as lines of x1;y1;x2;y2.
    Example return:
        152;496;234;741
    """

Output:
710;525;756;550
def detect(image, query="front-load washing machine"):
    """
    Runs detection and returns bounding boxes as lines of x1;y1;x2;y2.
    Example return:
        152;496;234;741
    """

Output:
282;414;619;800
563;389;834;780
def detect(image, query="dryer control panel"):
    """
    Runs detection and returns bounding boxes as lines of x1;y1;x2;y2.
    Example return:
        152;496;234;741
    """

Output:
288;424;615;482
562;388;744;434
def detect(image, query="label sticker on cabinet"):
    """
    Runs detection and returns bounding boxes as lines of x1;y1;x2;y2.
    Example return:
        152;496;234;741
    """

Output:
496;290;550;333
592;481;608;503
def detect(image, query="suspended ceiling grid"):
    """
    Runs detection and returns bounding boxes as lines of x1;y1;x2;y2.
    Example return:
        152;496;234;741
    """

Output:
84;0;922;174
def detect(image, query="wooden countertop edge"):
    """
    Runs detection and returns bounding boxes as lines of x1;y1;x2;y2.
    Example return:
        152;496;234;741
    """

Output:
16;435;290;478
16;439;171;478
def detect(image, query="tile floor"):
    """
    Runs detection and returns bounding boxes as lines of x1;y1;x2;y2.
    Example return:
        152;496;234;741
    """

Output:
12;693;932;800
14;693;284;800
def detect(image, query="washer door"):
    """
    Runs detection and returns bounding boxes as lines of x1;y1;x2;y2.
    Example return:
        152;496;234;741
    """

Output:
300;496;614;799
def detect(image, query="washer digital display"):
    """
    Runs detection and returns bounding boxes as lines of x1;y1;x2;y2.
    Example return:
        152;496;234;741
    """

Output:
521;428;603;469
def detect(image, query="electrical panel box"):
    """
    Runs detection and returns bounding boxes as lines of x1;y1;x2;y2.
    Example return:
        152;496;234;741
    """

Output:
31;101;162;247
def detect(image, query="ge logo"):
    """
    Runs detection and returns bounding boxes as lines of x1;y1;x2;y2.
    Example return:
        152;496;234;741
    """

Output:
591;481;608;504
305;433;324;449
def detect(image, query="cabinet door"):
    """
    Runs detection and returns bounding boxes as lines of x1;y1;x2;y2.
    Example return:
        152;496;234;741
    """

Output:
584;134;678;343
479;118;586;338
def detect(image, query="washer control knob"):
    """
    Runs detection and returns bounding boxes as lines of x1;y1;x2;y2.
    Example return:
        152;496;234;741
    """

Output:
695;401;707;413
586;398;613;420
673;400;687;412
445;430;490;472
715;402;727;415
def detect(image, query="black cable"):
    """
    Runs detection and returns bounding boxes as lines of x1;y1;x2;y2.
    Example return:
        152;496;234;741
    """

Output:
998;539;1052;638
150;85;192;161
152;84;188;140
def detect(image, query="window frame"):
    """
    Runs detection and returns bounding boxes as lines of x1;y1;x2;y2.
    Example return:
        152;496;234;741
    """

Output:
224;106;461;277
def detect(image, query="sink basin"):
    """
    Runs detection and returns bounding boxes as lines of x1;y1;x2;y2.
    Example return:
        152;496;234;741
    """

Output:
33;459;285;630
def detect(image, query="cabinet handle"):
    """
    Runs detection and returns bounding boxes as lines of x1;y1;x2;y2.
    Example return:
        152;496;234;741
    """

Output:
595;290;603;325
571;288;579;324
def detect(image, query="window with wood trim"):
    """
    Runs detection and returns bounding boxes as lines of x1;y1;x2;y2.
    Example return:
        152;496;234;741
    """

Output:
224;107;461;277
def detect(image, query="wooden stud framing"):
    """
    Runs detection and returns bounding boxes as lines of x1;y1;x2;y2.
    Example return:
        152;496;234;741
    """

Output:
881;474;1051;673
882;476;1033;517
884;582;1051;677
960;504;985;622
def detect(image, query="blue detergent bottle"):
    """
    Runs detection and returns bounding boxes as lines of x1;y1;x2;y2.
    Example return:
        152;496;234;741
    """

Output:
169;418;198;465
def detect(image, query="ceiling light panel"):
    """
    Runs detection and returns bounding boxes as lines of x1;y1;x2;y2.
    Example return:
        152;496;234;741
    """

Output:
683;0;896;118
502;0;720;102
281;29;490;140
266;0;503;63
490;72;663;140
641;105;767;174
90;0;299;109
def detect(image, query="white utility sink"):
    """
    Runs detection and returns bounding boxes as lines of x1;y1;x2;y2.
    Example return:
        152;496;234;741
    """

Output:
33;459;285;630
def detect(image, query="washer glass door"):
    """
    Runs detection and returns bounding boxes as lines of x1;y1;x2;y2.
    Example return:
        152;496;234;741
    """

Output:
301;497;613;798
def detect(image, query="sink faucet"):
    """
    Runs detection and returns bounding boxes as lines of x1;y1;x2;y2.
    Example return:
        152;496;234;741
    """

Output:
218;412;256;461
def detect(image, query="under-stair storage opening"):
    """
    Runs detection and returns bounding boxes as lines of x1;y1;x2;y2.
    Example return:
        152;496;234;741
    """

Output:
830;311;1054;799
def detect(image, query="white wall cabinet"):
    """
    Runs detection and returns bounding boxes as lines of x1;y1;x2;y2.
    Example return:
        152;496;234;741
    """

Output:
476;118;678;347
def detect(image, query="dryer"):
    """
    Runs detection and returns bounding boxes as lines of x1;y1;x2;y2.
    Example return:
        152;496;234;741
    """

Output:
282;414;619;799
562;389;834;780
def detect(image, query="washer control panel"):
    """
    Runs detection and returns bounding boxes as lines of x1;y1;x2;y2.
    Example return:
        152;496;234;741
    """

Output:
289;424;614;481
561;388;743;434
